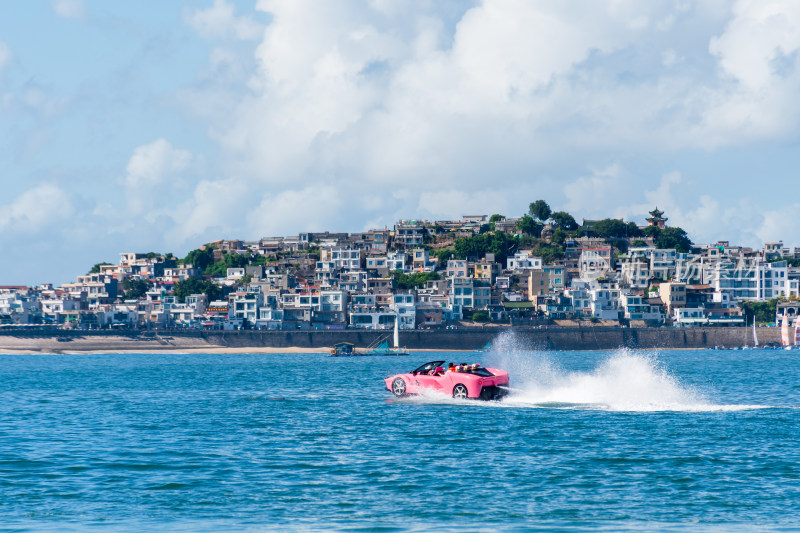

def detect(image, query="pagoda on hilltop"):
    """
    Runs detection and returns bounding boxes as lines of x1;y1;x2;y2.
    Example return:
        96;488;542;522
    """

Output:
647;207;667;229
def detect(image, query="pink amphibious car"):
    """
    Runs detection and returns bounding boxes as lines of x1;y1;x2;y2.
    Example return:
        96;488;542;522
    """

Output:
385;360;510;400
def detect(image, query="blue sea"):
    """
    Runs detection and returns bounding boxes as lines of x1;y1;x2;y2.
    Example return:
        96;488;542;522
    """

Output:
1;333;799;532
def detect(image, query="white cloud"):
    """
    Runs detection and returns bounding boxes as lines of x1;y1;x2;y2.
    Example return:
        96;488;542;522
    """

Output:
247;185;344;236
140;2;800;253
186;0;264;41
0;183;74;233
0;42;10;71
661;49;681;67
51;0;85;20
123;139;192;188
121;139;193;214
709;0;800;90
418;189;513;220
169;178;251;246
755;203;800;245
563;165;630;219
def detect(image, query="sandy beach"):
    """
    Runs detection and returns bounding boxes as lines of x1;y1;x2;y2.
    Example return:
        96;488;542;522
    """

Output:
0;334;333;355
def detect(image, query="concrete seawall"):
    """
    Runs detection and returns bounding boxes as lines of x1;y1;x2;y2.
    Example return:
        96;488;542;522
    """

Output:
0;326;776;352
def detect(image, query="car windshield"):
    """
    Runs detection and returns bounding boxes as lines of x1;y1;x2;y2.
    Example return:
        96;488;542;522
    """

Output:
412;361;445;374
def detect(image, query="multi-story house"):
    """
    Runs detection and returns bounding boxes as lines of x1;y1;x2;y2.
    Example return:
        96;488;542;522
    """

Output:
231;291;263;323
163;264;199;281
473;258;500;284
707;258;786;301
473;281;491;309
658;282;686;316
494;218;520;234
391;292;416;329
620;293;663;322
365;255;389;276
227;268;246;281
673;307;707;327
386;251;409;273
507;251;542;272
411;248;436;272
320;247;363;271
650;249;678;281
620;257;650;288
314;260;339;288
564;288;592;317
338;271;367;293
589;287;622;320
394;221;426;248
366;277;393;293
446;259;469;278
349;293;396;329
448;277;475;319
0;287;40;324
62;274;118;305
543;265;567;291
579;247;613;280
528;270;550;299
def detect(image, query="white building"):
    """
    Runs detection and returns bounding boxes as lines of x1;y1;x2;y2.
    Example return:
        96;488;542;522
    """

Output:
620;293;662;322
589;288;622;320
507;251;542;272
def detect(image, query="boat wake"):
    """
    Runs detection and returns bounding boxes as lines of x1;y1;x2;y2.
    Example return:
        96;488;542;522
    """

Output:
479;332;769;412
393;332;771;412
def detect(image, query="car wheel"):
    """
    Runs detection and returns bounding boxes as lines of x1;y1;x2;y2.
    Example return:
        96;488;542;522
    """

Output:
452;384;469;399
391;378;407;397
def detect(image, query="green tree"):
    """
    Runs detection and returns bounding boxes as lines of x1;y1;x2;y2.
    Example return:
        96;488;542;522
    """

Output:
433;248;455;266
173;278;223;303
589;219;629;238
121;278;151;300
487;231;516;265
529;200;552;222
452;232;517;265
535;244;565;264
471;311;491;322
550;228;568;245
654;227;693;253
392;271;440;290
454;234;490;260
87;262;113;275
489;214;505;223
550;211;578;231
183;247;215;271
741;299;779;325
643;225;660;238
204;252;251;277
516;215;543;237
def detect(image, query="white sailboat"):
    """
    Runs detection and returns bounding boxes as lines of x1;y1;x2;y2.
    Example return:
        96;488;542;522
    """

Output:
363;314;409;355
781;317;792;348
752;317;758;347
794;321;800;348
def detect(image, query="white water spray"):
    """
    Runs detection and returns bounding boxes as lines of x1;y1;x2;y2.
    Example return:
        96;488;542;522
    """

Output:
479;331;764;412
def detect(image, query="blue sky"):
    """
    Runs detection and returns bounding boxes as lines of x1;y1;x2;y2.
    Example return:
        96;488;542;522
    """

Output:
2;0;800;285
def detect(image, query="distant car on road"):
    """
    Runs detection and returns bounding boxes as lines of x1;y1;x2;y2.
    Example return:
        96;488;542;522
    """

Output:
384;360;510;400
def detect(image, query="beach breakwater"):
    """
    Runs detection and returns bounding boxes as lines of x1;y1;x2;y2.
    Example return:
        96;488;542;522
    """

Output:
0;326;778;352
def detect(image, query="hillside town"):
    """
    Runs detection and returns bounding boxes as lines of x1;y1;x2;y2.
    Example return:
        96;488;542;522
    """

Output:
2;204;800;331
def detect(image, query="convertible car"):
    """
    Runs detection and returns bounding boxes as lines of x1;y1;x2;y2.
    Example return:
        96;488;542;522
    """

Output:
384;360;510;400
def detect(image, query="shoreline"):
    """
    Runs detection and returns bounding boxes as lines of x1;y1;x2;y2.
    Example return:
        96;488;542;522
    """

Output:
0;326;776;353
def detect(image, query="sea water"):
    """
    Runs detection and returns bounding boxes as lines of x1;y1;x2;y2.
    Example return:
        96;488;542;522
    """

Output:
1;337;799;531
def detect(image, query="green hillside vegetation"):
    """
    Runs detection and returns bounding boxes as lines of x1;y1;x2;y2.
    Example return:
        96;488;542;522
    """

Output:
392;271;440;290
